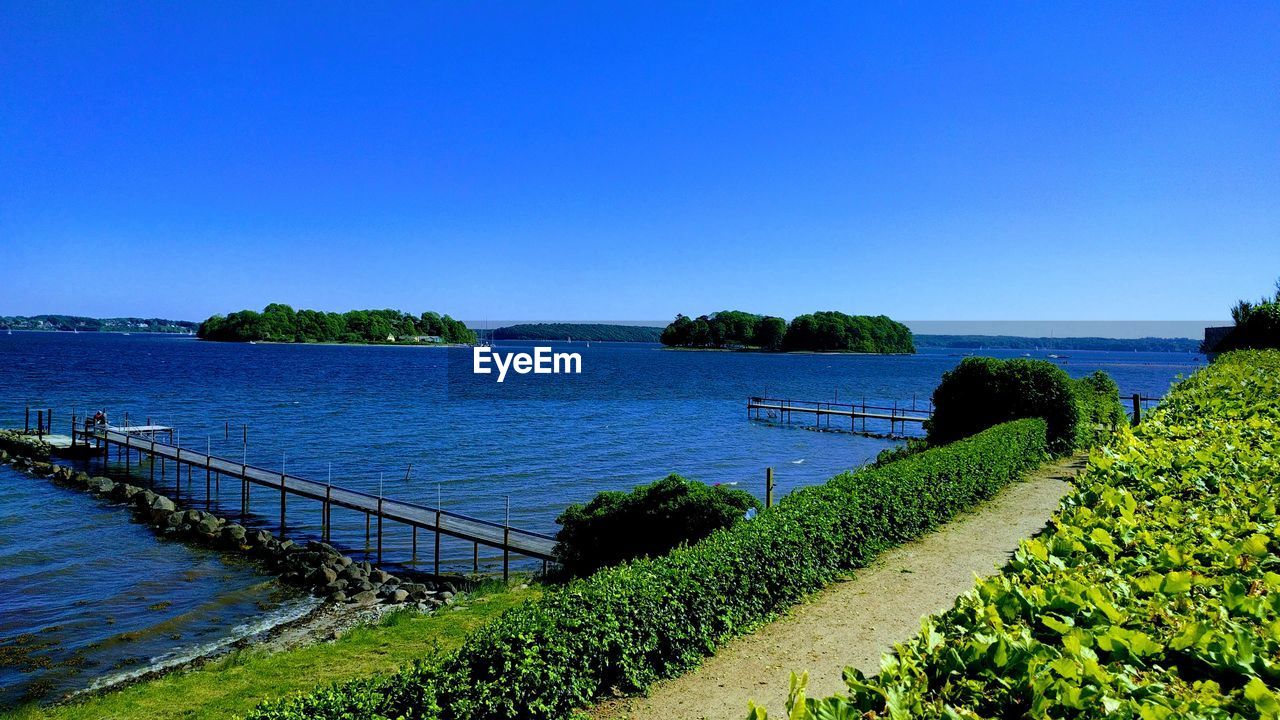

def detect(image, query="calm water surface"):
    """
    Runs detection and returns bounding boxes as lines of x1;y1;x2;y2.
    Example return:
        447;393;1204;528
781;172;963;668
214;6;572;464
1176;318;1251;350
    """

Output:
0;332;1204;704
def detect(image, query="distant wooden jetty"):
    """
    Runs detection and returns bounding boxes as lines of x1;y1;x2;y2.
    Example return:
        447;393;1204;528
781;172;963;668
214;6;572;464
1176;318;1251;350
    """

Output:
67;418;556;579
747;396;932;437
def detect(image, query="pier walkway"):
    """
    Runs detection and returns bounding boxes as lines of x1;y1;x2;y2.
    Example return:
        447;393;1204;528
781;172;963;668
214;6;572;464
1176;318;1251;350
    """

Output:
72;423;557;578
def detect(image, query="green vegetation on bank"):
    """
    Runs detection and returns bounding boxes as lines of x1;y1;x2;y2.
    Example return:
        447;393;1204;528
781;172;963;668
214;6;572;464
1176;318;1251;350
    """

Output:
1208;280;1280;353
245;418;1050;720
928;357;1125;455
758;350;1280;719
553;474;760;577
14;582;538;720
0;315;197;333
197;305;476;344
660;310;914;353
915;334;1202;353
491;323;663;343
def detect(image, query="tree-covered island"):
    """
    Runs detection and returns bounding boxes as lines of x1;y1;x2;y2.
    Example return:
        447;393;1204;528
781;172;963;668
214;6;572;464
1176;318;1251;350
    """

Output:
660;310;914;353
197;304;477;344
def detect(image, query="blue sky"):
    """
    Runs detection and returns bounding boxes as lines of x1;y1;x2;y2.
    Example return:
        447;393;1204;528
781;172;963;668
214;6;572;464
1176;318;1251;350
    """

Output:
2;3;1276;323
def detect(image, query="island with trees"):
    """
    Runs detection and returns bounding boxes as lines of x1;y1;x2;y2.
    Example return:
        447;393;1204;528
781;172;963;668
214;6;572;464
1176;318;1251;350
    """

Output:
913;335;1203;353
659;310;914;353
197;304;477;344
491;323;663;343
1;315;198;333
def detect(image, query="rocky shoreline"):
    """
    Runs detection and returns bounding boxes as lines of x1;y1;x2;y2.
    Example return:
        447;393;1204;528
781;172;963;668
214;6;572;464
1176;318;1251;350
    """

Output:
0;429;458;608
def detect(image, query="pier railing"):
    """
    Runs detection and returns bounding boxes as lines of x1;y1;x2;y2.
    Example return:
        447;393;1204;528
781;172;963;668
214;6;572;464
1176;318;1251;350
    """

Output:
73;426;558;577
747;396;932;436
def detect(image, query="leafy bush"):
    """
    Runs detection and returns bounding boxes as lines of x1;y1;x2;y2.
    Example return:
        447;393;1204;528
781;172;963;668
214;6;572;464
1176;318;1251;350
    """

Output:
554;474;760;577
757;350;1280;720
246;419;1048;720
872;437;929;467
927;357;1123;455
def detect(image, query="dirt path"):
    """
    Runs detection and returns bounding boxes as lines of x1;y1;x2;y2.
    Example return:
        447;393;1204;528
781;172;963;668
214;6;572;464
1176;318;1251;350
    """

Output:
593;454;1086;720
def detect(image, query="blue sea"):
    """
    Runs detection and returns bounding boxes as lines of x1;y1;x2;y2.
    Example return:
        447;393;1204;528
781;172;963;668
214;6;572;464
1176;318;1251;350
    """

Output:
0;332;1204;704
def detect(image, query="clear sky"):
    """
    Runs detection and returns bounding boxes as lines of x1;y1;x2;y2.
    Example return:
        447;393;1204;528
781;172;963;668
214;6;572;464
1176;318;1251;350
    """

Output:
2;3;1276;323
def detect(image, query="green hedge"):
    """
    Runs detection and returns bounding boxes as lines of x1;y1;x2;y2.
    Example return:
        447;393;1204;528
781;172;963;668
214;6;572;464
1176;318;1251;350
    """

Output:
554;473;761;577
927;357;1124;455
248;418;1048;720
759;350;1280;719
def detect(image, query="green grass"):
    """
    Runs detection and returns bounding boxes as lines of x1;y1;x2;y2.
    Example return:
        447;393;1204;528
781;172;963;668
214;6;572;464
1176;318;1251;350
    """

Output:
12;580;539;720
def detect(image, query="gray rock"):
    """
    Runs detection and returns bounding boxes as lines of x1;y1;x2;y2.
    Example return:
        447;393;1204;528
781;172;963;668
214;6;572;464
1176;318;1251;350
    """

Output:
349;590;377;604
309;566;338;585
389;589;409;603
195;516;220;535
369;569;391;584
149;495;176;512
87;476;115;493
221;524;247;544
247;529;272;546
307;540;341;557
331;591;347;603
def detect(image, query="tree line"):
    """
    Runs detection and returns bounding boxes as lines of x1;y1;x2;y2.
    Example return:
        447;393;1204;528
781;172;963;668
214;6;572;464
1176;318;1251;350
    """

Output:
492;323;663;343
659;310;914;353
1;315;198;333
197;304;477;344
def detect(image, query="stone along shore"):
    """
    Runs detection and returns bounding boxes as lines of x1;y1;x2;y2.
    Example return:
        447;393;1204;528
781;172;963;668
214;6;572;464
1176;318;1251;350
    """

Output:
0;429;458;609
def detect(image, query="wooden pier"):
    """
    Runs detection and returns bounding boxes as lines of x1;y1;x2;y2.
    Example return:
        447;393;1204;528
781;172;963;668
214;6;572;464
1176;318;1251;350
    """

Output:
747;396;931;436
71;423;557;579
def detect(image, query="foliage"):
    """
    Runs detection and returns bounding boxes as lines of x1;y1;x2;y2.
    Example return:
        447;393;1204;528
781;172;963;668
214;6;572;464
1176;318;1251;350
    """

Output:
753;350;1280;720
491;324;663;343
244;419;1048;720
927;357;1124;455
660;310;913;353
913;334;1203;353
554;474;761;577
1210;281;1280;352
0;315;198;333
197;305;476;344
872;438;929;467
783;312;914;353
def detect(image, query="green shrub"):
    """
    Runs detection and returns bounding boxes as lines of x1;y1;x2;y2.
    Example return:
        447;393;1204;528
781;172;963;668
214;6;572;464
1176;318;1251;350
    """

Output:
926;357;1122;455
246;419;1048;720
757;350;1280;720
1072;369;1126;447
554;474;761;577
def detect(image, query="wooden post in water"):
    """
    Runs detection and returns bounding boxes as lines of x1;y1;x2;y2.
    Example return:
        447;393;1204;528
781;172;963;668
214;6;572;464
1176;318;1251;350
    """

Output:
71;414;76;448
205;439;211;509
473;543;479;574
412;526;417;562
37;410;43;439
323;484;332;543
47;409;52;436
434;510;442;576
25;406;29;434
765;467;774;508
279;454;287;537
502;495;510;582
1132;393;1141;426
